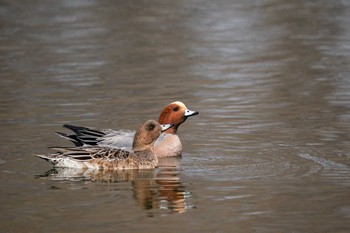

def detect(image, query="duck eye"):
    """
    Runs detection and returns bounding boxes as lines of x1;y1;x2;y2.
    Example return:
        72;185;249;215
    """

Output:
173;107;179;112
147;123;155;131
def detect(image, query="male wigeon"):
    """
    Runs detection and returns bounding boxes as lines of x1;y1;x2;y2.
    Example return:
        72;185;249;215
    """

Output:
36;120;173;170
57;101;198;157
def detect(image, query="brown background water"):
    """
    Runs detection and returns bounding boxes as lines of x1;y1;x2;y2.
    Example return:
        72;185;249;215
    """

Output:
1;0;350;232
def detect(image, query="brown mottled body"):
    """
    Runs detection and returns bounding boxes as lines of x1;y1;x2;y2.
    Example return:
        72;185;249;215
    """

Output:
88;149;158;170
36;120;171;170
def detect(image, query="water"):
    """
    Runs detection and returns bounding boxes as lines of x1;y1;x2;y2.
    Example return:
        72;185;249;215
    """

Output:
1;0;350;232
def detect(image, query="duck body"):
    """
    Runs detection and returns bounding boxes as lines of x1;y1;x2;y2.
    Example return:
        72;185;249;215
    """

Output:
36;147;158;170
57;101;198;157
36;120;172;170
154;133;182;158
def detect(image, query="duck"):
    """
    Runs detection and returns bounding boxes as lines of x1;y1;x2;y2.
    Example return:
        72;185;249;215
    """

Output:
35;120;173;170
57;101;198;157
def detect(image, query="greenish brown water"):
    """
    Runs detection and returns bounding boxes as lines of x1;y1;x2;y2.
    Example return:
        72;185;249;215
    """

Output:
1;0;350;232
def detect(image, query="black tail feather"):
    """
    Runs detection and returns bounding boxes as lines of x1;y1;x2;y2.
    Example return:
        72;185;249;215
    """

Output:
63;124;106;137
56;124;106;146
56;132;84;147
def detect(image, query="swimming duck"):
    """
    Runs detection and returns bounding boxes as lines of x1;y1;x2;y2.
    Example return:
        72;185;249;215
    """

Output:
57;101;198;157
36;120;173;170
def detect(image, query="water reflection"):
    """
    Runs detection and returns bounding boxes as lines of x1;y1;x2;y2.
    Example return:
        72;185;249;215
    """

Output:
36;157;193;215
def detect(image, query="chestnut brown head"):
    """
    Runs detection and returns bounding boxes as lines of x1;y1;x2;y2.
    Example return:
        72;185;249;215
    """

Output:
158;101;198;134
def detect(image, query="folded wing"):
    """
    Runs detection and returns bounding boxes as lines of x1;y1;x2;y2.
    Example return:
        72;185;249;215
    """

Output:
57;124;135;150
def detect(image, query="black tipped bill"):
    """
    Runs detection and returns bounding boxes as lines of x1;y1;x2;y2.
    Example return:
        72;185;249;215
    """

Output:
184;109;199;117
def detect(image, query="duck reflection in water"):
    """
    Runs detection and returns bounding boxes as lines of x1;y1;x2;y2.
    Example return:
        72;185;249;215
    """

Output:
37;157;194;215
132;157;192;215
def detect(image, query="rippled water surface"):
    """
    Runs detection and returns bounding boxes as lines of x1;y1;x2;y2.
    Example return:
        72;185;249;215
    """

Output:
1;0;350;232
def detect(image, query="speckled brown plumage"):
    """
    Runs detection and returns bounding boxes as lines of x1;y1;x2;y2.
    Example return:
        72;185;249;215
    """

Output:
36;120;173;170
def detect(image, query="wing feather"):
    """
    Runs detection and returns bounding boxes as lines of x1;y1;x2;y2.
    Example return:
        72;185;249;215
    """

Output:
57;124;135;150
49;146;132;161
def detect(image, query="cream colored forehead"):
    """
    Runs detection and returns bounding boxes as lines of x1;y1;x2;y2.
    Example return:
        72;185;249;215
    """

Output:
170;101;187;109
